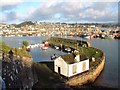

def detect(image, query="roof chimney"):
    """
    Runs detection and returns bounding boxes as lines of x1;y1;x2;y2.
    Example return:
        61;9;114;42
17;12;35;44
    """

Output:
75;54;80;62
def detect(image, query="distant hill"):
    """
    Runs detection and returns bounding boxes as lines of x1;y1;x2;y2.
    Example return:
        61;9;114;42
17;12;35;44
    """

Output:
15;21;35;28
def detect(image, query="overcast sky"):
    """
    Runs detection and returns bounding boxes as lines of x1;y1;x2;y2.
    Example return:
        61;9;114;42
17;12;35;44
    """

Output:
0;0;119;24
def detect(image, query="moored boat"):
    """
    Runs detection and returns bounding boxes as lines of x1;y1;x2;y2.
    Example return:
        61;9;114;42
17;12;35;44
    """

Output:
41;46;48;50
41;41;49;50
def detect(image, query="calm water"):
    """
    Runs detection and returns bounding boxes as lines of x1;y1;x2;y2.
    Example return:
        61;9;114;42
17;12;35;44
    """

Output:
89;39;118;88
1;36;119;88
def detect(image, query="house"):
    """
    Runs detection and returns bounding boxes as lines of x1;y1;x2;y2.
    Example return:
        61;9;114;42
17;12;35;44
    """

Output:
54;53;89;77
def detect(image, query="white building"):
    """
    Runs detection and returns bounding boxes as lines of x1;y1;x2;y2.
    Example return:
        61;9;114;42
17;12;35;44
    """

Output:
54;53;89;77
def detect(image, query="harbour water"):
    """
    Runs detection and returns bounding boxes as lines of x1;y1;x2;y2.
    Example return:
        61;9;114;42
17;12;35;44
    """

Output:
1;36;119;88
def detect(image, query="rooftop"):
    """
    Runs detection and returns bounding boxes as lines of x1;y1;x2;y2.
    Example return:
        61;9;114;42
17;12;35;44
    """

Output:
61;53;88;64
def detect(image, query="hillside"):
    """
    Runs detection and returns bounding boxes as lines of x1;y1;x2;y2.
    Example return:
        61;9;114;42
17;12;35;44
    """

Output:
15;21;35;28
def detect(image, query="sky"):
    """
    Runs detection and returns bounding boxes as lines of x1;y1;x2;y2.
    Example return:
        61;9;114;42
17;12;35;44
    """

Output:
0;0;119;24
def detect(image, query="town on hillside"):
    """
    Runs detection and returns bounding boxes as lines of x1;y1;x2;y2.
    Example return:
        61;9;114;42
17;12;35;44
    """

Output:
0;21;119;39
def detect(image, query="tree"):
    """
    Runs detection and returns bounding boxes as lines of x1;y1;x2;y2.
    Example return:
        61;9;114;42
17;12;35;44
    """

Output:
22;40;29;47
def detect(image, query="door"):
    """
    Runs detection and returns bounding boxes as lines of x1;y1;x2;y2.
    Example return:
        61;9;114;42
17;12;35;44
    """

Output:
58;67;61;74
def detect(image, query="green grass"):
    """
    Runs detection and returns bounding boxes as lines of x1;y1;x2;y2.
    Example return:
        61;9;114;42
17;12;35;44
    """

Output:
12;47;32;58
44;37;88;49
0;41;11;53
0;41;32;58
79;47;103;68
78;47;103;59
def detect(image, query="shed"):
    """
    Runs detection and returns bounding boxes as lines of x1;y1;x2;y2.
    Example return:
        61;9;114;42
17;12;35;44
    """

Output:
54;53;89;77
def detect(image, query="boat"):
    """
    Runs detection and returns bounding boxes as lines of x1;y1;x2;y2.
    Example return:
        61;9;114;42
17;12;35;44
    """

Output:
54;46;59;50
41;41;49;50
84;35;90;39
41;46;48;50
114;33;120;39
51;54;59;60
83;34;95;39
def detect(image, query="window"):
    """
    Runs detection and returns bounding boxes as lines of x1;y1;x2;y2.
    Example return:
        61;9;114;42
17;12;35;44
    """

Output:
82;62;86;71
73;64;77;74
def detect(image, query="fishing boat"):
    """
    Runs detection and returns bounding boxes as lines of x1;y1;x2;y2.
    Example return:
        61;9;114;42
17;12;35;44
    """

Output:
41;41;49;50
51;54;59;60
41;46;48;50
82;34;95;39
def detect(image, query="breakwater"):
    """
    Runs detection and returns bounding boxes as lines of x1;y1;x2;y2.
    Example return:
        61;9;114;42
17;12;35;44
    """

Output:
44;37;91;48
45;37;105;86
66;53;105;86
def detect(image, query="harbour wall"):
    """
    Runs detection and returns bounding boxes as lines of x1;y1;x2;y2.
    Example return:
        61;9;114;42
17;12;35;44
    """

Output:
44;37;105;86
66;54;105;86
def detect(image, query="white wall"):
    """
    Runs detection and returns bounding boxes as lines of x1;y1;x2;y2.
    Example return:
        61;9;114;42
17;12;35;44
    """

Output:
84;59;89;71
54;57;89;77
68;59;89;77
54;57;68;77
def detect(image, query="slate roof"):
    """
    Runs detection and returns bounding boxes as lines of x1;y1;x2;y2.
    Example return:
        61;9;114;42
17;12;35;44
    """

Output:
61;54;75;64
61;53;88;64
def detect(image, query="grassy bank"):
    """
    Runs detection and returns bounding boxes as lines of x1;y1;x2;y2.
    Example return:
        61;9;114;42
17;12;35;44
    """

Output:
43;37;90;48
0;41;31;58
